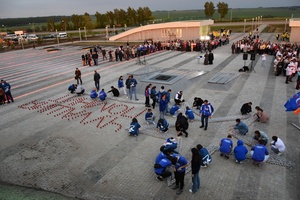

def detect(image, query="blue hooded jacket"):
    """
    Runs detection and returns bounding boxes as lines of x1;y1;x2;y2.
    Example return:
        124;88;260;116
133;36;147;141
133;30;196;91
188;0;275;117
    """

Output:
219;138;233;154
185;108;195;120
154;158;172;175
200;102;214;116
156;118;169;131
170;105;180;115
99;91;107;101
90;90;98;99
199;147;212;165
251;144;269;162
234;140;248;161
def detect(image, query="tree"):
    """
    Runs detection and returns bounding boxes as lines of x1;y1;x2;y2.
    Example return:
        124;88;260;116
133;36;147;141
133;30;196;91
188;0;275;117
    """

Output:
95;12;108;28
47;18;55;31
217;2;229;20
127;7;137;26
82;12;94;31
204;2;215;18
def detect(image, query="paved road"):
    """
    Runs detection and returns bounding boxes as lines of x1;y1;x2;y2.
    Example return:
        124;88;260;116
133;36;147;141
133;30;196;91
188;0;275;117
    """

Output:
0;30;299;200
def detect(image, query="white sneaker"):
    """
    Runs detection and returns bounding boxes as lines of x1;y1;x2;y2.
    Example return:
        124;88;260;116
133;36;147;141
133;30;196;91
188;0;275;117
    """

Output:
189;189;193;193
277;152;282;156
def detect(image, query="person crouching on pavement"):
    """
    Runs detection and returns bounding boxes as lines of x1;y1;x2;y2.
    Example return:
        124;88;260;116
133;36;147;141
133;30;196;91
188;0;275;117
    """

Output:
75;84;85;95
90;87;98;99
99;89;107;101
107;86;120;97
68;84;77;94
128;117;141;137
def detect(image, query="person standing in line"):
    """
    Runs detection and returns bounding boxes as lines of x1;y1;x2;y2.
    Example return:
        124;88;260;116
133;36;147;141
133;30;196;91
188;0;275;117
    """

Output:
144;84;152;107
128;75;138;100
171;155;189;195
208;50;214;65
159;94;168;119
75;68;82;85
81;54;86;66
0;80;14;103
270;136;286;155
125;75;131;98
150;86;158;109
199;100;214;130
233;140;248;164
165;89;172;113
94;70;101;91
118;76;127;95
189;148;202;194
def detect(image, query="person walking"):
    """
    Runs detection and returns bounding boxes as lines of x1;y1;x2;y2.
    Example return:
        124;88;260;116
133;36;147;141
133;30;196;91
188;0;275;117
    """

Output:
199;100;214;130
75;68;82;85
118;76;127;95
189;148;202;194
0;80;14;103
94;70;101;91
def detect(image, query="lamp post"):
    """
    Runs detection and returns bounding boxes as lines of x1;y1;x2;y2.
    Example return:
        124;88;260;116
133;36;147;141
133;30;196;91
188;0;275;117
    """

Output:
244;19;246;33
84;27;87;40
285;18;288;32
105;25;108;40
56;29;59;45
79;28;82;41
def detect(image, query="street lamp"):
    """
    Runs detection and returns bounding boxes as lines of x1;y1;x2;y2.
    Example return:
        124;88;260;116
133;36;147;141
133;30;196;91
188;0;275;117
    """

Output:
84;27;87;40
78;28;82;41
105;25;108;40
244;19;246;33
284;18;288;32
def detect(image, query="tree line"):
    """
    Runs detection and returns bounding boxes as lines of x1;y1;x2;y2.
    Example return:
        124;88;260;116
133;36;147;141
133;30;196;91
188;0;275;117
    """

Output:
0;2;229;32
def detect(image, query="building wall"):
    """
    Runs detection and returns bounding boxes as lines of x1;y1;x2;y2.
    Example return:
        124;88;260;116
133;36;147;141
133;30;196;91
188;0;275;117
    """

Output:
109;20;214;42
289;19;300;43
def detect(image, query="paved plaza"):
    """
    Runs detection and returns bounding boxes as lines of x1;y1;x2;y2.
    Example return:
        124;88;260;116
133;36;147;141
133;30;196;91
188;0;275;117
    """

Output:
0;31;299;200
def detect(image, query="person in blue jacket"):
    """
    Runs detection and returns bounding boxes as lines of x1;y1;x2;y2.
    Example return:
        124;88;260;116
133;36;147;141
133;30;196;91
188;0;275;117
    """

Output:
170;104;180;117
251;139;269;166
1;80;14;103
171;155;189;195
159;94;168;119
163;137;178;153
197;144;212;167
99;89;107;101
154;157;172;181
68;84;77;94
200;100;214;130
219;135;233;159
128;117;141;136
145;108;156;124
156;118;169;133
90;87;98;99
118;76;127;95
185;106;195;120
233;118;249;135
234;140;248;164
155;146;168;164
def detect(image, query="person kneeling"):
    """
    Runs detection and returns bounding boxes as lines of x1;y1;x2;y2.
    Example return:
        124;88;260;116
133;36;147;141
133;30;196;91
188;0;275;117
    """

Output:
108;86;120;97
128;117;141;136
251;140;269;166
99;89;107;101
68;84;77;94
90;87;98;99
75;84;85;95
157;118;169;133
154;157;172;181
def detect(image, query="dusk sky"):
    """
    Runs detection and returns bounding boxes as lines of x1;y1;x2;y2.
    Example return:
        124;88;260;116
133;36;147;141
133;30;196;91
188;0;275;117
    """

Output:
0;0;299;18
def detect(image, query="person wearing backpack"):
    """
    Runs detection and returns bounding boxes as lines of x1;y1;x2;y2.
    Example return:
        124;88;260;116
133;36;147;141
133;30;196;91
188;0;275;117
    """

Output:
199;100;214;130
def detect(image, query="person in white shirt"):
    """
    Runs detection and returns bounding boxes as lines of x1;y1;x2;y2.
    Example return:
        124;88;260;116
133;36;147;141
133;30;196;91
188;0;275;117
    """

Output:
75;84;85;95
285;63;293;84
270;136;286;155
261;53;267;67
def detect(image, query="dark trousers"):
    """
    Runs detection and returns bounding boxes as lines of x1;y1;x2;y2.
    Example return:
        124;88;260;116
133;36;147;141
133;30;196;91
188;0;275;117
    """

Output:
152;98;156;109
5;91;13;102
157;170;172;178
201;115;209;129
77;77;82;84
95;81;100;91
174;171;185;190
0;95;4;104
145;96;150;106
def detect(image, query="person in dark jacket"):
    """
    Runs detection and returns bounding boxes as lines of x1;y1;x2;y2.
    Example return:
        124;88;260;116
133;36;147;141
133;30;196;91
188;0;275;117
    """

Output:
208;50;214;64
193;97;204;110
175;112;189;137
156;118;169;133
189;148;202;194
204;51;209;65
240;102;252;115
197;144;212;167
75;68;82;84
234;140;248;164
68;84;77;94
94;70;101;91
171;155;189;195
107;86;120;97
1;80;14;103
